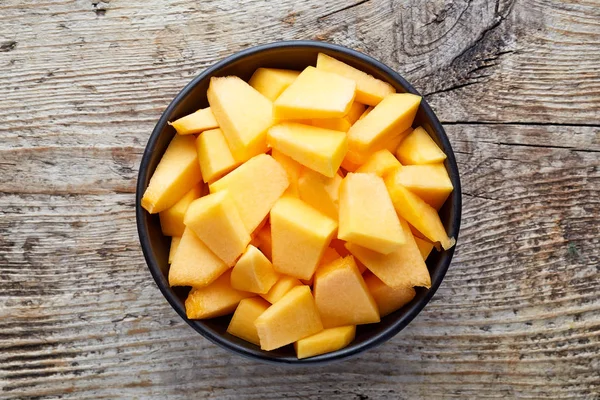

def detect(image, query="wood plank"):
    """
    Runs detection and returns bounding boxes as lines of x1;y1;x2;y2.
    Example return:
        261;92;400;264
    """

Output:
1;124;598;398
1;0;599;397
0;0;598;134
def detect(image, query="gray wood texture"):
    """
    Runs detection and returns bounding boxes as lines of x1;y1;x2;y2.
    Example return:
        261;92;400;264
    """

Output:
1;0;599;398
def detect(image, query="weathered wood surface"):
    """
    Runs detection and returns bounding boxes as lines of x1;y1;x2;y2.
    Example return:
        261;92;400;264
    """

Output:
1;0;599;398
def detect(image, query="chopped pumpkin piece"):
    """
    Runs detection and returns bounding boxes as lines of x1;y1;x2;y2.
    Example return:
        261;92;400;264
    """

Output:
207;76;273;162
384;175;455;250
272;149;303;198
255;223;273;261
196;128;238;183
230;245;279;294
274;66;356;120
209;154;289;233
185;270;253;319
316;53;395;106
364;272;416;317
295;325;356;359
268;122;347;178
168;236;181;264
159;183;203;237
311;117;352;132
297;168;342;221
355;149;402;177
346;218;431;289
260;275;303;304
414;236;435;260
270;196;337;280
347;93;421;154
255;285;323;350
184;191;250;266
169;107;219;135
314;256;380;328
396;126;447;165
391;163;453;210
344;101;367;124
141;134;202;213
338;173;405;254
249;68;300;101
169;227;229;288
227;297;271;346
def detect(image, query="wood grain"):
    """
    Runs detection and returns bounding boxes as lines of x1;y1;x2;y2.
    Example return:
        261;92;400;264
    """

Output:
1;0;599;398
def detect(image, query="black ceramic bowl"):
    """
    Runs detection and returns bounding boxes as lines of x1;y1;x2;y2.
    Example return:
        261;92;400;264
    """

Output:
136;40;461;365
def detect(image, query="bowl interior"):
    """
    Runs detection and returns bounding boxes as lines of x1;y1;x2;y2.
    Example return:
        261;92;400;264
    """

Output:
136;41;461;364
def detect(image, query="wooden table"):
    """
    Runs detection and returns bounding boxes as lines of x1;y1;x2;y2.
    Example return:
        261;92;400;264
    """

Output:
1;0;599;398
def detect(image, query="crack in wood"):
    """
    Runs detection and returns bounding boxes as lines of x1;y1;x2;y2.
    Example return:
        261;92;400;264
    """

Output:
463;192;499;201
92;0;108;16
317;0;370;21
448;0;515;68
496;142;600;153
441;121;600;128
424;80;483;96
0;40;17;52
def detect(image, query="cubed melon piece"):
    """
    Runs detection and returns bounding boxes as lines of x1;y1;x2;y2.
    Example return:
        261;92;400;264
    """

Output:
273;66;356;120
396;126;447;165
249;68;300;101
184;191;250;266
272;149;302;197
297;169;342;220
230;245;279;294
267;122;347;178
141;135;203;213
313;256;380;328
168;236;181;264
364;272;416;317
169;227;229;287
338;173;405;254
270;197;338;280
159;183;203;236
255;223;273;261
384;175;455;250
391;163;453;209
300;247;342;286
196;128;238;183
347;93;421;154
185;269;253;319
344;101;367;124
355;149;402;177
295;325;356;359
209;154;289;233
311;118;352;132
345;218;431;288
227;297;271;346
414;236;435;260
316;53;395;106
169;107;219;135
260;275;302;304
207;76;273;162
255;285;323;351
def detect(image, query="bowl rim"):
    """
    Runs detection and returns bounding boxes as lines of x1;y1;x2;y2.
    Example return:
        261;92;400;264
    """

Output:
136;40;462;365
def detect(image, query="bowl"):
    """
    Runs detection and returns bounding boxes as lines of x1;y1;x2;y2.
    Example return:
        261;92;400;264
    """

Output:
136;40;462;364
